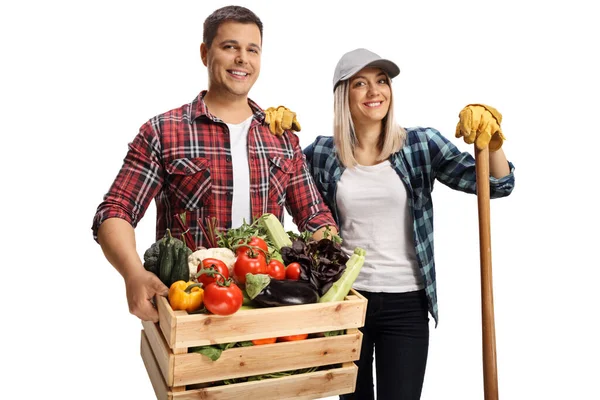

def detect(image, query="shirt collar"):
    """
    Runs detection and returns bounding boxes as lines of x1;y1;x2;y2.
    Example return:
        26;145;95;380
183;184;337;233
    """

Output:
190;90;266;124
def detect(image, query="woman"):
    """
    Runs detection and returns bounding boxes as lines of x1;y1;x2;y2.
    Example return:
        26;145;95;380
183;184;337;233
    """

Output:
304;48;515;399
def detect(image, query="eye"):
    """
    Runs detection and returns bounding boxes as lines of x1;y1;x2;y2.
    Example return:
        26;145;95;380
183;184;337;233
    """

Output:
378;78;389;84
224;44;236;50
353;81;366;87
248;48;260;54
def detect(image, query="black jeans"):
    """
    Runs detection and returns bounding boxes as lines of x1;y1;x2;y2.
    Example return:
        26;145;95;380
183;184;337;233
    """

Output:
340;290;430;400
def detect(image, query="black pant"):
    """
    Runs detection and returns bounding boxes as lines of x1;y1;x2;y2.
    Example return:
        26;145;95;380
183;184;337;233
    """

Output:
341;290;430;400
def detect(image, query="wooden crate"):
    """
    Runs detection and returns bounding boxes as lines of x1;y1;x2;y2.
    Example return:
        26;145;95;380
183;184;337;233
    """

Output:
140;289;367;399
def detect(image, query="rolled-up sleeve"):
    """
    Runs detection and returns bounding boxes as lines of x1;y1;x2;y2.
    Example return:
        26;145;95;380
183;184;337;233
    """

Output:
284;134;337;233
91;122;164;241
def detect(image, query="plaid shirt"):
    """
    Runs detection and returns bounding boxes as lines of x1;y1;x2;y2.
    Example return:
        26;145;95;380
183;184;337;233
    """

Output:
92;91;336;247
304;127;515;325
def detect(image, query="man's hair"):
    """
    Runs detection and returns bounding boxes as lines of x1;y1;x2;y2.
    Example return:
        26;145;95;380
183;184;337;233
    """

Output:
333;78;406;168
203;6;263;48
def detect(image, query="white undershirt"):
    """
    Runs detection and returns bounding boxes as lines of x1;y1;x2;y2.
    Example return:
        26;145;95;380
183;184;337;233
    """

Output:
336;160;423;292
227;116;253;228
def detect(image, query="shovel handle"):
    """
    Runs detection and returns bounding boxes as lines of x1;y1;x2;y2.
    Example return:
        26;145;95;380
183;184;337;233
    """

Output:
475;146;499;400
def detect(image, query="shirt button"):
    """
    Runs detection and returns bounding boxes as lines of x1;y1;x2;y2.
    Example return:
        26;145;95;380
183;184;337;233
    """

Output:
226;156;231;162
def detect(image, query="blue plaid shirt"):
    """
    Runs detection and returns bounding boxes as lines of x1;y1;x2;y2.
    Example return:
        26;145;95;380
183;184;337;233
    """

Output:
304;127;515;325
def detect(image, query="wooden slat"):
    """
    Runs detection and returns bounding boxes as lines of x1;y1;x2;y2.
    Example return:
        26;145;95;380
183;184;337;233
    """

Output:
173;331;362;386
142;321;175;386
140;330;170;400
170;363;358;400
157;295;187;349
174;300;365;347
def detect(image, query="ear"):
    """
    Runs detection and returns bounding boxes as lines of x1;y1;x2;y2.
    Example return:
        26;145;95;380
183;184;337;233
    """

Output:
200;43;208;66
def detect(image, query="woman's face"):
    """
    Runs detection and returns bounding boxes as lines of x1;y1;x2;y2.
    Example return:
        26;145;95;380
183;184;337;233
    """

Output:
348;67;391;127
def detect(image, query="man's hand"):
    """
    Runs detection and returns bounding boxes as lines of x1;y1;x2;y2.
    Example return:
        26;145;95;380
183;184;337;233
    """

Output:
265;105;302;136
124;270;169;322
455;104;506;151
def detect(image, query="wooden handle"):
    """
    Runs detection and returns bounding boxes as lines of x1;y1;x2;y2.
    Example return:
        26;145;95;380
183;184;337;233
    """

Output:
475;146;499;400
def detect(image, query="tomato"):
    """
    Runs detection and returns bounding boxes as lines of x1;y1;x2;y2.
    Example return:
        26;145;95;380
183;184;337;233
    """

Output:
285;262;302;280
251;337;277;345
266;259;286;280
237;236;269;258
203;281;243;316
197;258;229;287
234;250;267;284
277;333;309;342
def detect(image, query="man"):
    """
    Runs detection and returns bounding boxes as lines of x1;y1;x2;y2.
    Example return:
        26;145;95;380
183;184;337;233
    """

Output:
92;6;337;322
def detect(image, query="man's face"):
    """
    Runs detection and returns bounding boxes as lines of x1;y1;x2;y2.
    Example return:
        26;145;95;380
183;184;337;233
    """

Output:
201;21;261;99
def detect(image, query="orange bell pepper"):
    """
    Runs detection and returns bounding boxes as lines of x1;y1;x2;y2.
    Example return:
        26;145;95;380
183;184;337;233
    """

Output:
277;334;309;342
252;337;277;345
168;281;204;312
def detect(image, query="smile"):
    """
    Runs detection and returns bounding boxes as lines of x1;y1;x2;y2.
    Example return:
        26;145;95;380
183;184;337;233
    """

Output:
228;70;249;79
363;101;382;108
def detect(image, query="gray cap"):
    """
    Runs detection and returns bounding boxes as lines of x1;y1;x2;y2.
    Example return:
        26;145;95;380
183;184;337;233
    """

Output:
332;48;400;91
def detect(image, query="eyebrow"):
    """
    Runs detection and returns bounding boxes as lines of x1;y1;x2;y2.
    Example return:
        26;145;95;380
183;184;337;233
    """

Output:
352;72;388;81
218;39;261;50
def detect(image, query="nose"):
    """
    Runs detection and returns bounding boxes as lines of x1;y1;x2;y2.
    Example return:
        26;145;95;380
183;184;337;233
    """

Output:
235;51;249;65
367;85;380;97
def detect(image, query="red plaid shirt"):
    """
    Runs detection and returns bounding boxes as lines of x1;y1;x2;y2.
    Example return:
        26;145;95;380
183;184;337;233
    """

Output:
92;91;336;247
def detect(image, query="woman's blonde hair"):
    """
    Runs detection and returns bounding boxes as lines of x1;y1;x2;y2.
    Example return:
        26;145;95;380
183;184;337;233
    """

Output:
333;77;406;168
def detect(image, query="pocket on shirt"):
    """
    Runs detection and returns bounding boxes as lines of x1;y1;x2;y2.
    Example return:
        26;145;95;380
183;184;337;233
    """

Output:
268;156;294;206
165;157;212;211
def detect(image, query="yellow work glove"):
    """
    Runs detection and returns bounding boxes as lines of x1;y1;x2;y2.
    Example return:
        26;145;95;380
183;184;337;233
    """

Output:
455;104;506;151
264;105;302;136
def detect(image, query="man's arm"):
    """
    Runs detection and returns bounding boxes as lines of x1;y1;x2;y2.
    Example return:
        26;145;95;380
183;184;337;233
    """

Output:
311;225;339;241
98;218;168;322
283;132;338;234
93;123;167;321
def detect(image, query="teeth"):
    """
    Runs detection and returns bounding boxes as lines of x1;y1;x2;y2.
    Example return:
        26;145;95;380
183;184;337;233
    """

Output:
230;71;248;76
365;102;381;107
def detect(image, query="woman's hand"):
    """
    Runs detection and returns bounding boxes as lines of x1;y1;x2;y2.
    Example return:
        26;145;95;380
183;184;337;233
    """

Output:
265;105;302;136
455;104;506;151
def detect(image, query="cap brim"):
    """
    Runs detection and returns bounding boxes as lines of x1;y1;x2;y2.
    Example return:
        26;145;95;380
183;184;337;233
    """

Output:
340;59;400;82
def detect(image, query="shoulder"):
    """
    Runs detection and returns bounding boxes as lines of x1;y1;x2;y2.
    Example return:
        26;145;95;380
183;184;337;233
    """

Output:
404;127;445;143
142;101;193;135
306;135;335;153
401;127;452;151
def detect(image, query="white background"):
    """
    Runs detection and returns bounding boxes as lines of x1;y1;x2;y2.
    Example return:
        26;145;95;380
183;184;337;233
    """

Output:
2;0;599;399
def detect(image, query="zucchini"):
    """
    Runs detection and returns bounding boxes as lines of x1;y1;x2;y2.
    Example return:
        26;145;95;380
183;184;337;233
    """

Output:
159;232;175;285
170;242;192;286
245;273;319;307
318;247;366;303
144;229;192;287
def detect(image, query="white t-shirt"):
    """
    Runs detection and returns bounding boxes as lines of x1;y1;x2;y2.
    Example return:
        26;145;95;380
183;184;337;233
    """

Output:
336;160;423;292
226;116;253;228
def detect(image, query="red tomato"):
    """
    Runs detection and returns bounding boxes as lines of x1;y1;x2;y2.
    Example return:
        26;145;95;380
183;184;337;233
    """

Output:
285;262;302;280
234;250;267;284
203;281;243;316
197;258;229;287
266;259;286;280
251;337;277;345
277;333;309;342
237;236;269;258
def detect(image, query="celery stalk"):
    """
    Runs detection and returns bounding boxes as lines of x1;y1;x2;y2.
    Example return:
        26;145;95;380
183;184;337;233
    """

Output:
318;247;366;303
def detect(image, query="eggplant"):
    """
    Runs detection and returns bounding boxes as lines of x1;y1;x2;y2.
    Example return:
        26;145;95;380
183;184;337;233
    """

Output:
245;274;319;307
